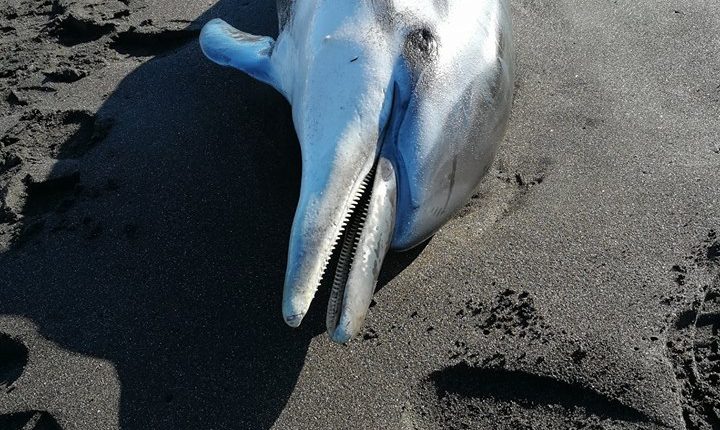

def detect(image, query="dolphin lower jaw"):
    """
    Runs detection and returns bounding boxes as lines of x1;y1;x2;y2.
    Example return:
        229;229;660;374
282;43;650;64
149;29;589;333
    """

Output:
325;158;397;342
325;164;378;336
321;82;409;341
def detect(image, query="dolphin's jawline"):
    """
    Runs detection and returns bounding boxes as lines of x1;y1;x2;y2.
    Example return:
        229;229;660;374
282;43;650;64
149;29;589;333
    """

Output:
325;164;378;334
321;81;408;334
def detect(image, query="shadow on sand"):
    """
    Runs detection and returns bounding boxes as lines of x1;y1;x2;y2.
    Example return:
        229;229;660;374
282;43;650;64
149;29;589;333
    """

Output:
0;3;420;429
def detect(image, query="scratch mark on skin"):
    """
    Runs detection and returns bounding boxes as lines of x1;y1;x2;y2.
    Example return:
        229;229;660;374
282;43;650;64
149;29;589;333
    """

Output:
444;156;458;211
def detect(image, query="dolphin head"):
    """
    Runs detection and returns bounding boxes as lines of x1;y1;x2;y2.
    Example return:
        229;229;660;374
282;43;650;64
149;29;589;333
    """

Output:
200;0;514;342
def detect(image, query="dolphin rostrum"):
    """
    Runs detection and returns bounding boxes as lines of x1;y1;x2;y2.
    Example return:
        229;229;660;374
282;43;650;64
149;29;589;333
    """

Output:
200;0;514;343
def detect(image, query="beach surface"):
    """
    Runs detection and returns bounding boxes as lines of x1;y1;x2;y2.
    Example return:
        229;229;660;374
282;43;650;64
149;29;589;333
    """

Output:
1;1;719;429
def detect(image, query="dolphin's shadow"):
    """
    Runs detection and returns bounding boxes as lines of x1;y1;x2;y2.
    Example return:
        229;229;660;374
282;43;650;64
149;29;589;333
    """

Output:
0;3;422;429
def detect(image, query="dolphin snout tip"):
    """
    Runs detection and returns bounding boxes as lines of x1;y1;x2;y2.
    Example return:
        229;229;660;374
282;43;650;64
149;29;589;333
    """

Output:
330;326;354;344
283;312;305;328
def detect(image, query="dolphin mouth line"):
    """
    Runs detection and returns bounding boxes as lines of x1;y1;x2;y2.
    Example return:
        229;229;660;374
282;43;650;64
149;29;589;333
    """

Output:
320;81;406;336
324;163;378;333
322;81;403;335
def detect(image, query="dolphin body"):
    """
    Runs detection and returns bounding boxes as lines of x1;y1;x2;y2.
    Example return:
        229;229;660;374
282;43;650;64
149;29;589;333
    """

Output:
200;0;514;343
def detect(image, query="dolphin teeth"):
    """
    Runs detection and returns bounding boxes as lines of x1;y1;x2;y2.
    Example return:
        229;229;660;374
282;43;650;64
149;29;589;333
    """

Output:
324;165;377;334
313;166;374;316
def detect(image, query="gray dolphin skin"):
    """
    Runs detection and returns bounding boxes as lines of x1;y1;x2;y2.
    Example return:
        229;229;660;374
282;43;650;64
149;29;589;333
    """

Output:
200;0;514;343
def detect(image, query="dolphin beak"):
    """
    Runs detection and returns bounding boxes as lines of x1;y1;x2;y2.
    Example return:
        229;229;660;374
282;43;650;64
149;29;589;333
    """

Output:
281;66;402;342
282;152;397;343
326;158;396;342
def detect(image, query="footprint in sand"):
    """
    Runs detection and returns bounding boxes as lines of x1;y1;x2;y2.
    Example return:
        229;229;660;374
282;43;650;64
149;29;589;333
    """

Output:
0;411;62;430
414;363;657;430
0;334;63;429
404;289;662;430
669;279;720;430
667;230;720;430
0;333;28;392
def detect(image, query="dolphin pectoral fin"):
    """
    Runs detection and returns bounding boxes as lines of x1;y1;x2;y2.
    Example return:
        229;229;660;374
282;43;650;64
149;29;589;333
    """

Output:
328;158;397;343
200;18;281;91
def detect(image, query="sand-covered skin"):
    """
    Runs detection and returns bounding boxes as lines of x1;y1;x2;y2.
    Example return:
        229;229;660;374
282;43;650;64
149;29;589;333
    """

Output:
0;1;719;429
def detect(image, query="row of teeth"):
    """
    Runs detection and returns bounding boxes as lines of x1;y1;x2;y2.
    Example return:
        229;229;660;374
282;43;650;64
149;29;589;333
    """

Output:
318;168;374;284
323;167;376;325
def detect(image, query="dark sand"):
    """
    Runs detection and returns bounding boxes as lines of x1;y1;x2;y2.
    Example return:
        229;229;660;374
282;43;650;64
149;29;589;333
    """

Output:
1;1;719;429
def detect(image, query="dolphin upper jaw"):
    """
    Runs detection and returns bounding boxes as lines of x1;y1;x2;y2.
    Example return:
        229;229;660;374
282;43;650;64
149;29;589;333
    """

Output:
281;153;377;326
281;154;398;340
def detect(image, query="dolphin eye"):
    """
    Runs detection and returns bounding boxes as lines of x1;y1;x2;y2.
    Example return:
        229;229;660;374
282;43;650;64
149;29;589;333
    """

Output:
406;28;437;57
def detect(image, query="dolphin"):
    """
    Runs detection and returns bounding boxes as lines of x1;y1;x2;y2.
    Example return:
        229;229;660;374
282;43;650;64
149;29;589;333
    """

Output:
200;0;514;343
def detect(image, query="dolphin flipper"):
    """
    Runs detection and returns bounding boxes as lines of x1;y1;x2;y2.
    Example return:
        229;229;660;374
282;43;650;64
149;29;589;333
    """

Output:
200;18;281;91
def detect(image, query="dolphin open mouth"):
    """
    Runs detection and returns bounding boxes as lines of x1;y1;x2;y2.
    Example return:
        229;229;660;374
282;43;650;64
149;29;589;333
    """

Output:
282;81;404;342
318;154;396;343
325;164;378;336
320;82;406;342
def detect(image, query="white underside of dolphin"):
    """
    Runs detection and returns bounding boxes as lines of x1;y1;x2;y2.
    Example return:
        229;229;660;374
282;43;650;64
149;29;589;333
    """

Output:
200;0;514;343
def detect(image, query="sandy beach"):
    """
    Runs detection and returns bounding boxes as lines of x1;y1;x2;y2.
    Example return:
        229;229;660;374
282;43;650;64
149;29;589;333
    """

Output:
1;0;719;429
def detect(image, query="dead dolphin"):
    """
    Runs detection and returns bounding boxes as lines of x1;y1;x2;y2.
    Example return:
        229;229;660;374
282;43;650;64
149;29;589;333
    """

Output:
200;0;514;343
